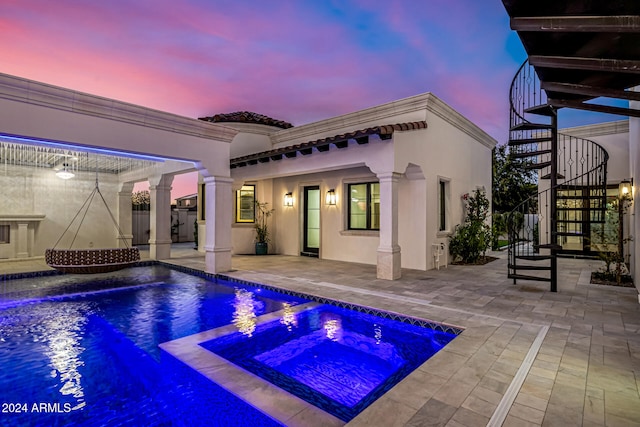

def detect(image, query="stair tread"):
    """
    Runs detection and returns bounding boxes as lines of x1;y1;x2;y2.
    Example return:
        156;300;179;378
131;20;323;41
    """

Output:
524;104;555;117
510;149;553;159
508;264;552;271
537;243;562;250
516;255;553;261
510;122;554;132
540;173;566;179
508;136;553;146
525;161;552;170
509;273;552;283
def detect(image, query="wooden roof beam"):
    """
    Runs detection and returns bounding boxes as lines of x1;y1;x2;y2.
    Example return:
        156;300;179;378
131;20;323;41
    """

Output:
541;81;640;101
548;98;640;118
529;55;640;73
511;16;640;32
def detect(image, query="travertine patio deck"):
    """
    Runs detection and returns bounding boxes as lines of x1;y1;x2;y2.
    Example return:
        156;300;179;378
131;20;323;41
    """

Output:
2;246;639;426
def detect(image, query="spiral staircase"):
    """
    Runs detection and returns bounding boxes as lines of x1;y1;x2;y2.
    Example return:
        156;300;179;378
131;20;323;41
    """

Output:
507;60;609;292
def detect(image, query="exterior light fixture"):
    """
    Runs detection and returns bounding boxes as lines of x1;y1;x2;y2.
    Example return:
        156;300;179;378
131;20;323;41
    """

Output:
326;189;337;205
618;178;633;265
56;164;75;180
284;192;294;206
619;179;633;199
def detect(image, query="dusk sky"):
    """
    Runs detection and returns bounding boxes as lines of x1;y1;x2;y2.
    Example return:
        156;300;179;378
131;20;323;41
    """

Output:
1;0;627;199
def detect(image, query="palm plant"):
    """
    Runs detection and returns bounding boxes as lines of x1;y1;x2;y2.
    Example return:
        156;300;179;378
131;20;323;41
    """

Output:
254;200;275;244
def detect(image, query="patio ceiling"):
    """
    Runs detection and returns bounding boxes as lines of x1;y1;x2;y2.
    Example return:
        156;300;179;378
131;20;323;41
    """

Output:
0;137;162;175
502;0;640;117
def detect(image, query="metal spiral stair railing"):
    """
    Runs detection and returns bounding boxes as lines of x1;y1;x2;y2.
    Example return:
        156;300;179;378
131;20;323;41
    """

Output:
506;60;609;292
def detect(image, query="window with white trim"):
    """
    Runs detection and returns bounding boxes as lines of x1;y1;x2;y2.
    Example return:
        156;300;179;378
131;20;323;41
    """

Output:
348;182;380;230
438;179;450;232
236;185;255;223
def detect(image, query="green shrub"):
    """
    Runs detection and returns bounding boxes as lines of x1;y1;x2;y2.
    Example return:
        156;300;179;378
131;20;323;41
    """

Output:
491;212;507;250
449;189;492;263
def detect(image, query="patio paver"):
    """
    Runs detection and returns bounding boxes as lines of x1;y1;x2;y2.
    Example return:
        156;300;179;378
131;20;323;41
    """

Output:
2;246;639;426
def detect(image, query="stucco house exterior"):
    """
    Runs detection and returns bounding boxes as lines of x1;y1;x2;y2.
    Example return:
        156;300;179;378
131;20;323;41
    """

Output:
0;73;497;280
199;94;497;279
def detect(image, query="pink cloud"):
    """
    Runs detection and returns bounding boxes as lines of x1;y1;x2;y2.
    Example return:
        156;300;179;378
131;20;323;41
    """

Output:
0;0;521;143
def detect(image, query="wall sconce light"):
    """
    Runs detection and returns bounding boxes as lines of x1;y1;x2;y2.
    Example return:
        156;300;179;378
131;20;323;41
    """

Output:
284;192;294;207
619;179;633;199
55;163;75;180
326;189;337;205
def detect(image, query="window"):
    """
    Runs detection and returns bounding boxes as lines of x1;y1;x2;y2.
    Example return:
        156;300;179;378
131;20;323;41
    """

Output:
438;179;449;231
236;185;255;223
0;225;9;244
348;182;380;230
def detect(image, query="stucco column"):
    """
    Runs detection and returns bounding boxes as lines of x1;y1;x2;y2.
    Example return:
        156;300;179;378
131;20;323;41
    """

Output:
204;176;233;273
377;172;402;280
149;174;173;260
195;176;205;252
117;182;134;248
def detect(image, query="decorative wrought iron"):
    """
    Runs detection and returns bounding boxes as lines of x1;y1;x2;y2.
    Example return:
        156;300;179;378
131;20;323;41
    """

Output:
506;60;609;291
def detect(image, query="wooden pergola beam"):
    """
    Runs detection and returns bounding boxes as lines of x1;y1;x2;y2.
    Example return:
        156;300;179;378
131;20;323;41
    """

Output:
511;16;640;32
529;55;640;73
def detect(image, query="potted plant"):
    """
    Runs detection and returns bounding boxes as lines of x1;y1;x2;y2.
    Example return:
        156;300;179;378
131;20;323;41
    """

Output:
254;200;274;255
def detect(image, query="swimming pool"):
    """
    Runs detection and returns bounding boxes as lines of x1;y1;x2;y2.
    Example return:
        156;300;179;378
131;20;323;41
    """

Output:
0;264;460;426
0;266;304;426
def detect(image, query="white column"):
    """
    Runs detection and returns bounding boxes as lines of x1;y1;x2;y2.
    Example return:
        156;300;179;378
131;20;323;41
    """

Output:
204;176;233;273
195;176;205;252
117;182;134;248
377;172;402;280
149;174;173;260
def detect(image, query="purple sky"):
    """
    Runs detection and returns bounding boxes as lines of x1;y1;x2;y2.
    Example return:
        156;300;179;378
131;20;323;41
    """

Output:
0;0;625;198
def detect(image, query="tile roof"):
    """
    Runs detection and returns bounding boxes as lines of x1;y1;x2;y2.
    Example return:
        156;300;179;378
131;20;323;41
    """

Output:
230;121;427;168
199;111;294;129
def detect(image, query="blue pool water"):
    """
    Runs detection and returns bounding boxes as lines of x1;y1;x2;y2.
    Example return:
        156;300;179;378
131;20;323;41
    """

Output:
201;304;456;422
0;265;459;426
0;266;306;426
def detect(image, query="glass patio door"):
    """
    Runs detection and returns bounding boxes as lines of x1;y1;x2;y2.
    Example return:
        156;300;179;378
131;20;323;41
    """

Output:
303;186;320;256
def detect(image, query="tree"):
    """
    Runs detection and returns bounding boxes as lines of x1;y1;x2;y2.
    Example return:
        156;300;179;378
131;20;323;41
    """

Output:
591;194;633;284
131;190;150;211
492;145;537;213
